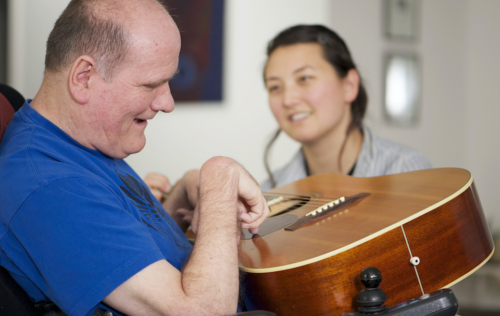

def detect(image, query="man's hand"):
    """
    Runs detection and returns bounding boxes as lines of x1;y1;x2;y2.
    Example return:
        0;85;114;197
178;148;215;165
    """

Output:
163;169;200;232
144;172;172;202
235;166;270;235
191;157;269;236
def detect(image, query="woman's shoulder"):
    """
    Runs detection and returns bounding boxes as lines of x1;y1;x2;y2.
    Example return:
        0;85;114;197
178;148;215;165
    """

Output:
260;150;308;191
355;126;432;176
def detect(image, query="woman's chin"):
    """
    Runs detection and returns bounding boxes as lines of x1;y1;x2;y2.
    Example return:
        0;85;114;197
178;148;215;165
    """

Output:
286;131;318;144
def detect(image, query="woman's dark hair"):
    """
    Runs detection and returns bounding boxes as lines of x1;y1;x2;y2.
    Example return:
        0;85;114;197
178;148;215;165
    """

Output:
264;25;368;188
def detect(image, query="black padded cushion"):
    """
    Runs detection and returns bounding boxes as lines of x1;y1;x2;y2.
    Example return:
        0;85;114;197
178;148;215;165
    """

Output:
0;265;42;316
0;83;25;112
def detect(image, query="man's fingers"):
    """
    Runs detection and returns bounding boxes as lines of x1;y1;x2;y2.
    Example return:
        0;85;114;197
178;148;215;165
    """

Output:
144;173;172;193
149;188;165;201
238;198;269;233
182;215;193;224
248;227;259;235
239;209;265;223
176;208;193;216
240;211;267;229
182;169;200;207
145;175;169;200
190;205;200;234
233;167;270;233
176;208;194;224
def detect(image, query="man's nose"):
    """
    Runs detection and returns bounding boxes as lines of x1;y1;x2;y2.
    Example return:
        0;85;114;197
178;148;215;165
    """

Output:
152;84;175;113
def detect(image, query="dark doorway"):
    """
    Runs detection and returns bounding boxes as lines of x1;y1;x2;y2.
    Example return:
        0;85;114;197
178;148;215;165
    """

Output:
0;0;7;84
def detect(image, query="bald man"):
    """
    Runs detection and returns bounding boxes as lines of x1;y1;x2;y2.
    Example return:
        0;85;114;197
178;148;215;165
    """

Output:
0;1;268;315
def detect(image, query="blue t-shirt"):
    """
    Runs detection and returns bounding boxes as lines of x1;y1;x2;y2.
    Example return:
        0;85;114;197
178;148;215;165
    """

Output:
0;102;193;316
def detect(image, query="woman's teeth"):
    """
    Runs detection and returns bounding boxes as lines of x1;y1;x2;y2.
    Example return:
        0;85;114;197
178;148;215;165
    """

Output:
291;112;310;121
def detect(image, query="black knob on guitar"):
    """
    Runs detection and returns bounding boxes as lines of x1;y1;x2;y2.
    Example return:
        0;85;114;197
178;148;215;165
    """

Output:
357;267;387;314
360;266;382;288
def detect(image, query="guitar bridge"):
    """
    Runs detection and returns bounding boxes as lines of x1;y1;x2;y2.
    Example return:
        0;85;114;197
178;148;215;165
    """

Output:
306;196;346;217
285;192;371;231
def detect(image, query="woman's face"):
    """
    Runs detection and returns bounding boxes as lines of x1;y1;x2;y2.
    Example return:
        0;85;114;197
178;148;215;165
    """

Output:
264;43;357;144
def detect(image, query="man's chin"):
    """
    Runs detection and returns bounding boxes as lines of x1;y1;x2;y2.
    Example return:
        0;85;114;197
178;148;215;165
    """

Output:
122;143;147;158
103;141;146;159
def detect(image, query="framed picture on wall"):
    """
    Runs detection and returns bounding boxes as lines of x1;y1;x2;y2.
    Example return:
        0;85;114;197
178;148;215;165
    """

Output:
383;0;418;41
160;0;224;102
383;52;421;126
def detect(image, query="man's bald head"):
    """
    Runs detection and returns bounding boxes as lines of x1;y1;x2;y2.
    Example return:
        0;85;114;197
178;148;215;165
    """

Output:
44;0;170;81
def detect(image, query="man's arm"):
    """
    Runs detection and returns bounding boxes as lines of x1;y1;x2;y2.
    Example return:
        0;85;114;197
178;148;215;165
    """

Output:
103;157;269;316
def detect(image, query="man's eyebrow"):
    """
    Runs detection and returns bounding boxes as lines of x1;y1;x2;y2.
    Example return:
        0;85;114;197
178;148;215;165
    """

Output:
144;69;180;88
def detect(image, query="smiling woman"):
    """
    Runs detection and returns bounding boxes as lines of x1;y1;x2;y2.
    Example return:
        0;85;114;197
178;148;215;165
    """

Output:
260;25;432;191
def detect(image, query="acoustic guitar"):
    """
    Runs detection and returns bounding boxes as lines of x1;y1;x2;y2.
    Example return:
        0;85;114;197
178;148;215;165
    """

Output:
239;168;494;315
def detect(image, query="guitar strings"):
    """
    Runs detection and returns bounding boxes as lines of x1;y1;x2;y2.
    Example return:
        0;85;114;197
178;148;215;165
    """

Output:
264;193;350;202
264;193;360;207
270;202;347;208
264;193;338;200
267;198;347;204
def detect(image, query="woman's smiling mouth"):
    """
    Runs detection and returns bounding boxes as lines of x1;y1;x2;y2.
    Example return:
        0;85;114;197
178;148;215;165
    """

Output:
290;112;311;122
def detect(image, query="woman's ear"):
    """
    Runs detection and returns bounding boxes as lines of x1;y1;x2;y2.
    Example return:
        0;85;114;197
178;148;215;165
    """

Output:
343;69;360;104
68;55;97;105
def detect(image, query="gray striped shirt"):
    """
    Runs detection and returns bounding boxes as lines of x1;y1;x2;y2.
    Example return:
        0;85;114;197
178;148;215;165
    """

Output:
260;126;432;191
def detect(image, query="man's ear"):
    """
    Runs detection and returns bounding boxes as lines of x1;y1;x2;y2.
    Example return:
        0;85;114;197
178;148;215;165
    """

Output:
68;56;97;105
343;69;360;104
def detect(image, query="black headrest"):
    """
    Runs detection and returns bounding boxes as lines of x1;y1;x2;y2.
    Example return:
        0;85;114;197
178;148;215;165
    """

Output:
0;84;25;112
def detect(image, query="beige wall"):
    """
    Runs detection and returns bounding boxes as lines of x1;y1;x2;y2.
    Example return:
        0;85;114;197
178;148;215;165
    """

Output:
464;0;500;232
7;0;500;231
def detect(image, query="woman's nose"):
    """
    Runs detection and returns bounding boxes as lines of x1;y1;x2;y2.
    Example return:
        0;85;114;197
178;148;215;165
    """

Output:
282;86;300;108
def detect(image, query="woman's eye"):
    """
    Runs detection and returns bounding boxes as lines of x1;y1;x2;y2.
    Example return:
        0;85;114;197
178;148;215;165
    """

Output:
268;85;280;92
299;76;311;82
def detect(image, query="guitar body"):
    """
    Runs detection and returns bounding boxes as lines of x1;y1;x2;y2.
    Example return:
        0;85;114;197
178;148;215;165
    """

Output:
239;168;494;315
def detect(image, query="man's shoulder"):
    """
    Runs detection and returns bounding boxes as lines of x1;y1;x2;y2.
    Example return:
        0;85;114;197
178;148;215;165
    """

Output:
0;116;128;226
0;120;97;185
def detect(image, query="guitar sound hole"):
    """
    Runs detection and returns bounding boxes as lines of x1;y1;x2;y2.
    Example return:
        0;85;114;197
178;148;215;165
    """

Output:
269;197;311;217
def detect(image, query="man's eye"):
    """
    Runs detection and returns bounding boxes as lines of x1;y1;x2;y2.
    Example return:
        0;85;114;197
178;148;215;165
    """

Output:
143;83;159;90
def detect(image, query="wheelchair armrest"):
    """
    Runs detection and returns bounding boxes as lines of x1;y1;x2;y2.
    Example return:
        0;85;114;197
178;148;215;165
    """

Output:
228;311;277;316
